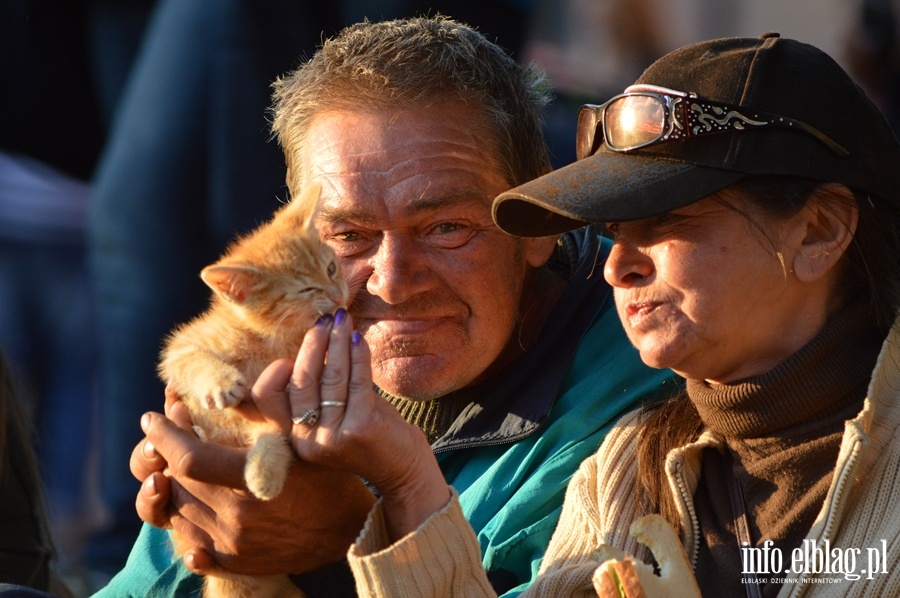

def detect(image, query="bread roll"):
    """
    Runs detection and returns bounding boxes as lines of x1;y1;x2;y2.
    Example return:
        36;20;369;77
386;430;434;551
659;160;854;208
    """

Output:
592;515;701;598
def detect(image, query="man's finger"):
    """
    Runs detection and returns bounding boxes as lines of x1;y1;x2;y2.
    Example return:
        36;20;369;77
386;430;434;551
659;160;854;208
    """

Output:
135;472;172;529
167;399;195;432
164;385;181;415
141;411;247;488
130;434;168;482
250;358;294;434
183;547;218;576
166;476;228;534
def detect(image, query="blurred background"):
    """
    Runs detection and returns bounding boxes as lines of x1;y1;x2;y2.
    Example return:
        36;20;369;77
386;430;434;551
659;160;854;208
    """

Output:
1;0;897;595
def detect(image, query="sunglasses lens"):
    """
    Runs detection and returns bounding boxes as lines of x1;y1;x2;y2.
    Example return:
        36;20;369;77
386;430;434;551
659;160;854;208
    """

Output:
605;95;666;150
576;105;603;160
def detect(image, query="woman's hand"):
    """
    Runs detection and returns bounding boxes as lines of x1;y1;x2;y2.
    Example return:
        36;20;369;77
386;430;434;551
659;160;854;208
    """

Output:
253;309;452;541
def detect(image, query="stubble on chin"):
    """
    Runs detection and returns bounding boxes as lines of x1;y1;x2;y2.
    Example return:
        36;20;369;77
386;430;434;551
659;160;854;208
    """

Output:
371;358;449;401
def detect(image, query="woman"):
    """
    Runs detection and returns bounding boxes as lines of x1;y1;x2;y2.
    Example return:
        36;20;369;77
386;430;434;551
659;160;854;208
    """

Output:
254;33;900;596
0;349;71;597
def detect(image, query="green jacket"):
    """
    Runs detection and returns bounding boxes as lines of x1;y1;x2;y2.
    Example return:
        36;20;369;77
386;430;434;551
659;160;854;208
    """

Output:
94;228;678;597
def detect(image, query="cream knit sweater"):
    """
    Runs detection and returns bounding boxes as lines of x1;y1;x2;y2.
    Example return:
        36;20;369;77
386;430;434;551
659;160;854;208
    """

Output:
347;316;900;597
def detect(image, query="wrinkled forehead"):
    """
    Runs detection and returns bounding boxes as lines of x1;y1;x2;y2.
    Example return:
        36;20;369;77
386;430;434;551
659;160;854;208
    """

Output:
300;104;509;222
316;187;493;226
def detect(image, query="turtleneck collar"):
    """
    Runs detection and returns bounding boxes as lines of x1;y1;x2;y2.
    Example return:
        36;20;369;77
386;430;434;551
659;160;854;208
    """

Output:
688;301;884;439
378;387;477;445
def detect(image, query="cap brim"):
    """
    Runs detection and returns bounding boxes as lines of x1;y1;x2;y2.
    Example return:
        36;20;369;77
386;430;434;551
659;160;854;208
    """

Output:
493;150;745;237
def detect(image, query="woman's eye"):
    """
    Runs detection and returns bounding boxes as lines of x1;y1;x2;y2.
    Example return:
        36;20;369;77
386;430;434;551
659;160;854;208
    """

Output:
654;212;676;225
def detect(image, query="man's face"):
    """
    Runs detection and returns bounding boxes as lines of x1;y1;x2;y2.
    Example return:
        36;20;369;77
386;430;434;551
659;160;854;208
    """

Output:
302;101;551;400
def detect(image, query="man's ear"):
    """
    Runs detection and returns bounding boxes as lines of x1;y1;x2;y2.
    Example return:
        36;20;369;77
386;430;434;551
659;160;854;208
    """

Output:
523;235;559;267
792;183;858;283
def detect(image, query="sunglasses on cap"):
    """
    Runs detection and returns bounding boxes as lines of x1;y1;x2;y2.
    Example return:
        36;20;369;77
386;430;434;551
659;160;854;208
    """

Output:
576;85;849;160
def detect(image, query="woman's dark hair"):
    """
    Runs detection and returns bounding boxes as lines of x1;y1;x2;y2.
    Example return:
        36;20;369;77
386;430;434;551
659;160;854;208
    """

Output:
636;174;900;533
725;175;900;329
0;350;57;590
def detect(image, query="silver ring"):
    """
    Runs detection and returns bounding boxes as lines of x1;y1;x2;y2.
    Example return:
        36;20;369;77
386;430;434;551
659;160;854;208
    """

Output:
292;408;320;426
320;401;347;408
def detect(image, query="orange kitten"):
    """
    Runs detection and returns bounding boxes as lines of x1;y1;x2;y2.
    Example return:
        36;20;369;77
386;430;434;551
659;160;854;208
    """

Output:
158;182;347;598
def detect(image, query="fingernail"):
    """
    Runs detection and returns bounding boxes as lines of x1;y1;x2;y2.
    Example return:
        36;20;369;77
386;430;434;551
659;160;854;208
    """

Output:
143;475;158;497
184;551;195;570
315;313;333;327
351;331;362;345
141;440;157;459
334;308;347;325
141;412;151;432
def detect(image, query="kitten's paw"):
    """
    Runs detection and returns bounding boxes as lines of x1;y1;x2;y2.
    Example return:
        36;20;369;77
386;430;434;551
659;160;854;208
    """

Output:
201;372;248;409
192;425;209;441
245;434;292;500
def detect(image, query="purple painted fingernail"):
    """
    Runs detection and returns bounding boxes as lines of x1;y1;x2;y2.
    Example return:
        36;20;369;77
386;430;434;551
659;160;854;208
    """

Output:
334;308;347;325
351;331;362;345
315;314;333;327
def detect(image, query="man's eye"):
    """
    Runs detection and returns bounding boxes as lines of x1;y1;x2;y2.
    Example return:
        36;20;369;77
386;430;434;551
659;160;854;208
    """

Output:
436;222;462;234
333;231;361;242
328;231;371;258
424;221;476;249
603;222;620;238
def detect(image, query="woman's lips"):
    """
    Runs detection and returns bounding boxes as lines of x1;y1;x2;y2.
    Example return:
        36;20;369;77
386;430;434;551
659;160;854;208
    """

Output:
624;301;663;329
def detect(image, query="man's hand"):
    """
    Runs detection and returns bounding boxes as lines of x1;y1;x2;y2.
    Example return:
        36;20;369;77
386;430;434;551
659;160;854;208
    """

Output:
130;397;376;576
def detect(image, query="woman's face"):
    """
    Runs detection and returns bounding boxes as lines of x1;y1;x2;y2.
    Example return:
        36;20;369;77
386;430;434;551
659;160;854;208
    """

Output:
603;194;833;383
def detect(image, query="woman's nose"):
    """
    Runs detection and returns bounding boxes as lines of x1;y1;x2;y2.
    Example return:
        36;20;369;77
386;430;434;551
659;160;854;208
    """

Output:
603;239;654;288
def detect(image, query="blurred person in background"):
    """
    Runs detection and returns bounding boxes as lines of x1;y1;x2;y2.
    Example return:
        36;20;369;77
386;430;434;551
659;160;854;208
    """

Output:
521;0;742;167
0;348;72;597
0;1;152;591
846;0;900;132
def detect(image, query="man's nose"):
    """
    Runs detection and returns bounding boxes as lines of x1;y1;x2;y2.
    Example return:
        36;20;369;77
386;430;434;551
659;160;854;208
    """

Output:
365;233;430;304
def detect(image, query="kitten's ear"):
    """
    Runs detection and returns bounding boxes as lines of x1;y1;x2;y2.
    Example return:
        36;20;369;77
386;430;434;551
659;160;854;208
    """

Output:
287;181;323;230
200;265;262;304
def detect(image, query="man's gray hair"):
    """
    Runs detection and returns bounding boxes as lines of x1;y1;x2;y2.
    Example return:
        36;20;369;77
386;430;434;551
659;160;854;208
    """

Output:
271;15;552;197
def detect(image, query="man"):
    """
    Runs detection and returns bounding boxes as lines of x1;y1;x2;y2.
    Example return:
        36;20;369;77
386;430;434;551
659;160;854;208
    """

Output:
95;16;676;597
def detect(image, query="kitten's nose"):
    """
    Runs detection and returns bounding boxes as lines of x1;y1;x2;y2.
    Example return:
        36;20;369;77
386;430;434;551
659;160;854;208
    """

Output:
329;288;348;307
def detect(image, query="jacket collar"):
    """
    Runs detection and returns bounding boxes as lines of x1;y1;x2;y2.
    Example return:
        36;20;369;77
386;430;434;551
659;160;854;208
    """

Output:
431;225;612;453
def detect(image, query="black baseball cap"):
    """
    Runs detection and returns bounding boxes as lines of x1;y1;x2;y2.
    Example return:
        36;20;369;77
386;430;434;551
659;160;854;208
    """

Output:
493;33;900;236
